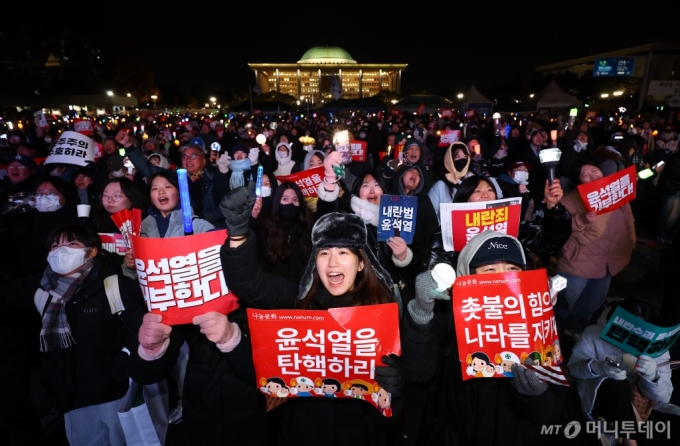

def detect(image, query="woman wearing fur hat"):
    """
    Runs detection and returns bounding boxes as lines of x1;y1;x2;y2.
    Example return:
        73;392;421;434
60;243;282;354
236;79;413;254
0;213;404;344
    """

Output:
316;153;438;298
216;185;402;445
400;231;577;445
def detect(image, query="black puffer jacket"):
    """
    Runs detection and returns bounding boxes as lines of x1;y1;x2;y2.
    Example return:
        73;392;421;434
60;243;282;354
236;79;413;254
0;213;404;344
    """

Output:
0;254;146;412
220;233;399;446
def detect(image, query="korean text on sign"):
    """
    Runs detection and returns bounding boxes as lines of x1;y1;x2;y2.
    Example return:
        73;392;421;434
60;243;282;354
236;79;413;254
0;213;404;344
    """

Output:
276;166;324;198
377;195;418;244
247;304;401;416
440;198;522;252
350;140;366;162
453;270;562;381
44;131;95;167
578;165;636;214
131;230;238;325
600;306;680;358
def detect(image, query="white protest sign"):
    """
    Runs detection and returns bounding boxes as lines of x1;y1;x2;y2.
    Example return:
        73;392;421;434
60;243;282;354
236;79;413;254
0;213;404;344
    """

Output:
45;131;95;167
34;111;49;129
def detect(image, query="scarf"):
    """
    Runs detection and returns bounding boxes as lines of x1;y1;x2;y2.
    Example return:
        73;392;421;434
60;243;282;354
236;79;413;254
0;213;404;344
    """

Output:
229;159;251;190
38;259;94;352
573;140;587;153
350;196;379;227
444;143;470;184
189;170;204;181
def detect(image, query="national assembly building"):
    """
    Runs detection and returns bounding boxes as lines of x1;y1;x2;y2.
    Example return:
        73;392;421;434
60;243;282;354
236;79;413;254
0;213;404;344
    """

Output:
248;46;407;102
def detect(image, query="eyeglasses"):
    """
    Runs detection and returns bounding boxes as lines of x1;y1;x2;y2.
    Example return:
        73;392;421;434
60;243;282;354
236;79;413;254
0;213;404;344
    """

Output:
35;192;59;198
181;153;200;161
8;165;27;170
100;194;126;202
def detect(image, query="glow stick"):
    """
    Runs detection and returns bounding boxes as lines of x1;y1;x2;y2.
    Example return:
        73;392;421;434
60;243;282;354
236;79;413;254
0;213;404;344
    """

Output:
176;169;194;235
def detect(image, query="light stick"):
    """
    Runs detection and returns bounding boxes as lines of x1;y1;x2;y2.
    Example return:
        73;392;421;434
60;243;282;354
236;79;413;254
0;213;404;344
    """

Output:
176;169;194;235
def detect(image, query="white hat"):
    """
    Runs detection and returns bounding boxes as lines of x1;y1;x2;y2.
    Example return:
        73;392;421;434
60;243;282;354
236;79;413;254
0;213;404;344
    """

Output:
499;352;521;364
296;377;313;386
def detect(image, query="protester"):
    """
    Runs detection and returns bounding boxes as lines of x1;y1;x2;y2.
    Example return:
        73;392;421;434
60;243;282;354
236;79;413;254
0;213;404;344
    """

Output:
555;161;635;335
219;192;402;445
400;231;571;445
87;178;148;234
0;225;147;445
568;300;672;445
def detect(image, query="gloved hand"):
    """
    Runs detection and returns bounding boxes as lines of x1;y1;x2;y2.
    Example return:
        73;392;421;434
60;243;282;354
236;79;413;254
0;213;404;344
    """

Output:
217;153;231;173
511;364;548;396
248;147;260;166
219;185;256;237
408;271;451;325
590;358;627;380
323;151;344;179
375;355;402;398
635;355;659;382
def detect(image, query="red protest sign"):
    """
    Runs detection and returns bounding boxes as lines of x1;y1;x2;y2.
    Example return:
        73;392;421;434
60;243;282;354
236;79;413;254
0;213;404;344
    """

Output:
443;198;522;252
577;165;636;215
441;109;453;118
393;140;405;160
131;230;239;325
99;233;127;256
453;270;562;381
73;118;94;136
247;303;401;417
350;140;367;162
438;130;461;147
276;166;324;198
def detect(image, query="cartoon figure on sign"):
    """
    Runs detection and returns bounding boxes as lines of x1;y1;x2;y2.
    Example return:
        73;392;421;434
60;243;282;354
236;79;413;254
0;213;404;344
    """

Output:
372;387;392;417
466;352;496;377
521;351;542;366
543;345;554;366
290;377;315;397
494;352;521;377
553;340;563;365
342;379;375;400
314;378;342;398
259;377;289;398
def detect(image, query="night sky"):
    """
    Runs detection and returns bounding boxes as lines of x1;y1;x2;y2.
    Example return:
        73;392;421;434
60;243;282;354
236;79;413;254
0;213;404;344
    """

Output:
5;2;679;100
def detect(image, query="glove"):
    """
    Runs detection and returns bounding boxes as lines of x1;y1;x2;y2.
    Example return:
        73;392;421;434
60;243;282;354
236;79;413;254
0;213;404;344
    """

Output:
408;271;451;325
219;185;256;237
590;358;627;380
217;153;231;173
511;364;548;396
375;355;402;398
248;147;260;166
635;355;659;382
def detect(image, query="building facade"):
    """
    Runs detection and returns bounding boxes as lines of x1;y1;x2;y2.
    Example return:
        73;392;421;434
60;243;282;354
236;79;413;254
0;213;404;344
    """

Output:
248;46;407;102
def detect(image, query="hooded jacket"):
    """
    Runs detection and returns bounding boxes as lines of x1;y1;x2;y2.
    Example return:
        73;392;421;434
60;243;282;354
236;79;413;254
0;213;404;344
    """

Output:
400;231;575;446
567;308;672;420
274;142;294;177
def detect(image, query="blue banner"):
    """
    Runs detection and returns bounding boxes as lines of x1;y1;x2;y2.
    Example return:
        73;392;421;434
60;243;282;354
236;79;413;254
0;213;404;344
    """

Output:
377;195;418;244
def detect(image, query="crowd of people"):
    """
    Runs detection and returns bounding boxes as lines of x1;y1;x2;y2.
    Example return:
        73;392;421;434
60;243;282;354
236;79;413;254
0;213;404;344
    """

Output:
0;107;679;446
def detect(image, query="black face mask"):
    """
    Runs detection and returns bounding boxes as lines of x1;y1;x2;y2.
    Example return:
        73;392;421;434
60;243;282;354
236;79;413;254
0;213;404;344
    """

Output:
454;158;468;172
278;203;300;220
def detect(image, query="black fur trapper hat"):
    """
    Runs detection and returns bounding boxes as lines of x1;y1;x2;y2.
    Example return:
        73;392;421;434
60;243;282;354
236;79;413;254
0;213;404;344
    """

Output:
297;212;394;300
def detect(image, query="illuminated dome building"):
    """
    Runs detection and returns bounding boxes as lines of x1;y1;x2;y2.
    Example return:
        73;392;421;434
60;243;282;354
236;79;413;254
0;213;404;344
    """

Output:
248;46;407;102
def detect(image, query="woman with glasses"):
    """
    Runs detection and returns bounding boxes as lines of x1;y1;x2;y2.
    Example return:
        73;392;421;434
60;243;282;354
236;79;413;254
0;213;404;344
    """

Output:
87;178;149;234
0;178;80;278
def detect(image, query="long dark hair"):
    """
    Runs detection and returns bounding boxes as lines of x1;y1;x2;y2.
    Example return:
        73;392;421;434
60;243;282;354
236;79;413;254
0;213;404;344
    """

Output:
260;182;313;265
300;248;394;309
46;225;102;256
351;171;388;198
452;175;498;203
89;178;149;232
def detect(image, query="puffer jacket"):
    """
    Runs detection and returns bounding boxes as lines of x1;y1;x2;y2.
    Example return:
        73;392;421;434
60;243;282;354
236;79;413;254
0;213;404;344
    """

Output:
557;189;635;278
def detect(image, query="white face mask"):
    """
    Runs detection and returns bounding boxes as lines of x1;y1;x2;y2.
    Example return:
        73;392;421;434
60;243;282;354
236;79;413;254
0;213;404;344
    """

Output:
513;171;529;184
261;186;272;198
44;137;52;144
47;246;88;274
35;194;62;212
111;169;126;178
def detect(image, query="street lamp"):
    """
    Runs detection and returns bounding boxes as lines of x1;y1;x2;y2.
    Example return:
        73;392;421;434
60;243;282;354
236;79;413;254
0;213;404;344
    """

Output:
529;93;535;98
150;95;158;108
601;93;609;98
457;93;464;99
106;91;114;97
126;93;131;98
